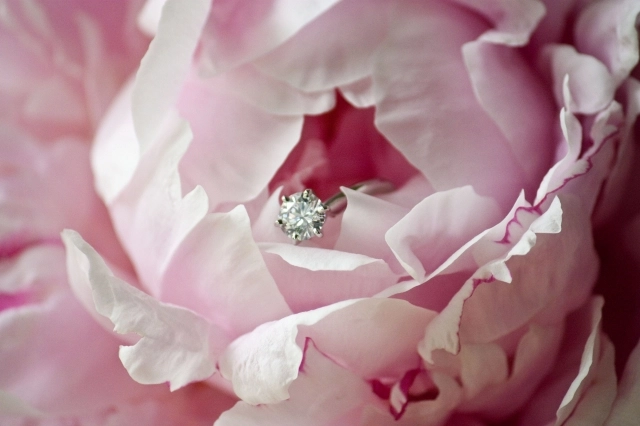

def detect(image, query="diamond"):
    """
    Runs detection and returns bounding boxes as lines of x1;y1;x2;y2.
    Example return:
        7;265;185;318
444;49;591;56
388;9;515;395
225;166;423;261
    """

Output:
276;189;327;242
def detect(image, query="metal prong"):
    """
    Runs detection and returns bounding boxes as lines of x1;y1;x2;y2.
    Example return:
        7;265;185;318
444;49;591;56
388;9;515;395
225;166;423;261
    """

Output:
281;195;291;203
302;189;312;200
312;228;323;238
275;219;284;227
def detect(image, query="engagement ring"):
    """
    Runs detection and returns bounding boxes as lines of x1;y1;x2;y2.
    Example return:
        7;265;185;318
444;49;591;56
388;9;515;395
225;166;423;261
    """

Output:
275;179;394;243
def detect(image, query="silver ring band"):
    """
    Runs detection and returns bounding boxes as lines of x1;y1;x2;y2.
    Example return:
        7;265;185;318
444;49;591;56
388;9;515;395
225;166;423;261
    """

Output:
275;179;394;242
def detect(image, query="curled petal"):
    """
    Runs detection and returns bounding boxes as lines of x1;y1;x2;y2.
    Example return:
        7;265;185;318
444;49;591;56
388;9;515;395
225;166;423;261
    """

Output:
62;230;215;391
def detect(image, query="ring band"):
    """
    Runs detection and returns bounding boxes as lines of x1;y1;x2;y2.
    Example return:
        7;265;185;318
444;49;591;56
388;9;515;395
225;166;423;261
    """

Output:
275;179;394;243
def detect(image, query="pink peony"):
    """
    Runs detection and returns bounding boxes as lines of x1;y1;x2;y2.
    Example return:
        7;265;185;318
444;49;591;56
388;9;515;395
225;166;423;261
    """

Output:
3;0;640;424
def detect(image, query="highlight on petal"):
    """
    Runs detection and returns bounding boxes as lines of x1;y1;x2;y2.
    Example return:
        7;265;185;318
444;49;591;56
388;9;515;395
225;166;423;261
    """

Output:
62;229;215;391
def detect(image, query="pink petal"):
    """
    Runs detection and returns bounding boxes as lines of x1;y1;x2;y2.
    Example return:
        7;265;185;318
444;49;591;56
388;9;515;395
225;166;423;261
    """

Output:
574;0;640;86
198;0;341;75
215;341;380;426
218;300;358;404
605;336;640;425
452;0;545;46
0;246;157;416
541;44;616;114
253;0;393;92
556;297;613;424
372;0;527;208
386;186;501;282
463;40;555;186
62;230;215;391
176;71;304;207
158;207;292;337
260;244;397;313
132;0;212;151
419;197;563;363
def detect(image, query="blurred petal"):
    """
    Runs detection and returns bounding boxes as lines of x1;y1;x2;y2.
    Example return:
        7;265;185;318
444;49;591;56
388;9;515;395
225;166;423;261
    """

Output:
574;0;640;86
453;0;545;46
605;336;640;425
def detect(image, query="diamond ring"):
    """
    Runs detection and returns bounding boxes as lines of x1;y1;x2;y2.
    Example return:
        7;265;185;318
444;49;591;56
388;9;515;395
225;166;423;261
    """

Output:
275;179;395;243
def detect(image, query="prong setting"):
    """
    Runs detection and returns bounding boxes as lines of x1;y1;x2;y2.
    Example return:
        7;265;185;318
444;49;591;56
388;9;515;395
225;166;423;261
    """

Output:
276;189;326;242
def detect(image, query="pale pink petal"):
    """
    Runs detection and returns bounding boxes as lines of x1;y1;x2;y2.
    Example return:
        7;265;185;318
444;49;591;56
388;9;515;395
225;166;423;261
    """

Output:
62;230;215;391
386;186;501;282
563;337;616;425
419;197;563;363
158;206;292;337
253;0;392;92
339;76;375;108
574;0;640;86
260;244;397;312
220;298;435;404
303;299;435;379
198;0;341;75
176;71;304;207
555;297;611;424
453;0;546;46
137;0;167;36
373;0;527;208
107;117;209;295
541;44;616;114
463;41;555;185
212;64;336;116
605;336;640;425
132;0;211;151
215;341;380;426
218;300;358;404
458;323;564;418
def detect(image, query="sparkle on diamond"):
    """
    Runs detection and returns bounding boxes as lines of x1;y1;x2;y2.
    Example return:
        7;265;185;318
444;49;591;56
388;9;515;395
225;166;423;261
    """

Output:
277;189;326;241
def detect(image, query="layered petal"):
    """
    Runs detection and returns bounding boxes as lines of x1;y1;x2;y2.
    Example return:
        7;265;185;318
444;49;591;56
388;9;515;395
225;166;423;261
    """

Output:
62;230;215;391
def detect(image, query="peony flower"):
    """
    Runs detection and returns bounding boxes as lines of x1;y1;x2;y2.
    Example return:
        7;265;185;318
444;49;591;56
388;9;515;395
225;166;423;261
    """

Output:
3;0;640;424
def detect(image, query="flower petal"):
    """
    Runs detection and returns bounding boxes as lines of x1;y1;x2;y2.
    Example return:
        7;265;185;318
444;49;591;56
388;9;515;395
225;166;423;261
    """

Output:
373;0;527;208
62;229;215;391
253;0;393;92
198;0;342;75
386;186;501;282
132;0;211;151
215;341;379;426
605;336;640;425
